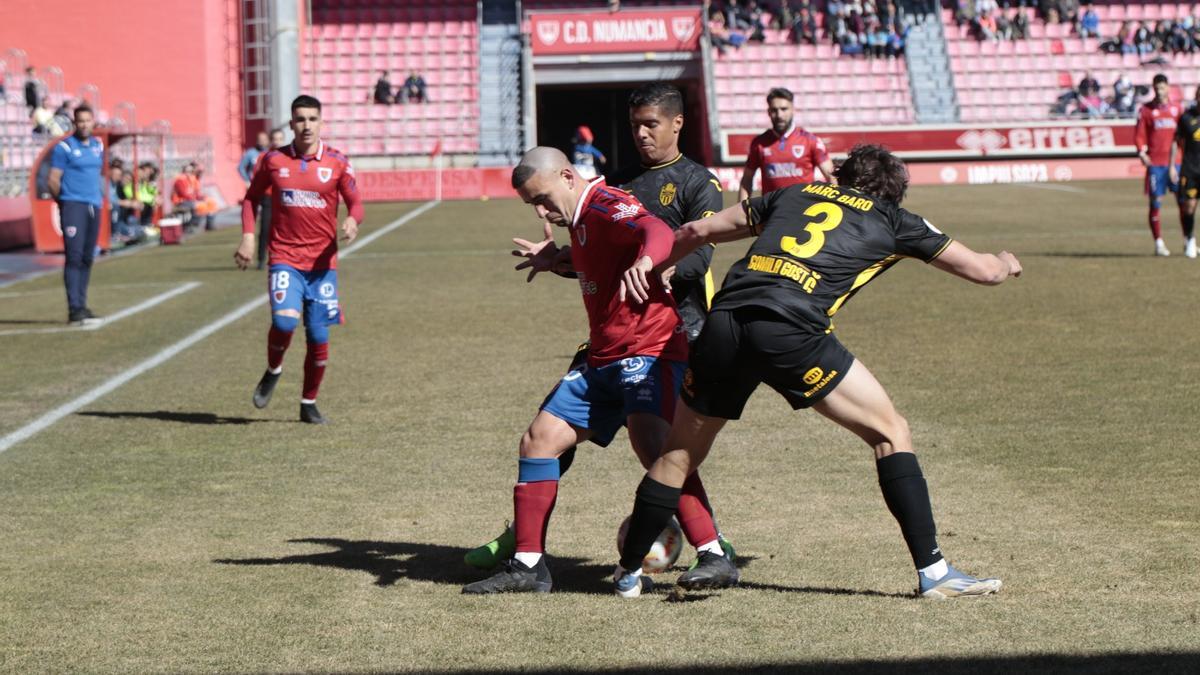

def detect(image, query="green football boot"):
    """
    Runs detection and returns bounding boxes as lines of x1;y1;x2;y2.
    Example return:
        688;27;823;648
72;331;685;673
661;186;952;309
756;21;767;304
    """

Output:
464;523;516;570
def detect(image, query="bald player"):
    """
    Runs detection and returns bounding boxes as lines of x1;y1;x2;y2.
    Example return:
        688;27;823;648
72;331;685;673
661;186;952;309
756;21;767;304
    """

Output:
462;148;736;594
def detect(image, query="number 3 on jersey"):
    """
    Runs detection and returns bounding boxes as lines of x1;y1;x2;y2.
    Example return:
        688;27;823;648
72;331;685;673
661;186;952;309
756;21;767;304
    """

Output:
781;202;843;259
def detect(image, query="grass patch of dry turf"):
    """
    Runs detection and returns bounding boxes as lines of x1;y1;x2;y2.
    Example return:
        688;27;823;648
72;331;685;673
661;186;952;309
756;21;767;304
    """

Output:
1;181;1198;673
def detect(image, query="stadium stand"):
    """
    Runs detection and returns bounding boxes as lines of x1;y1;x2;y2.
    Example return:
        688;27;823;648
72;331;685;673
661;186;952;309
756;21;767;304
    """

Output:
712;26;914;129
302;0;480;157
945;1;1200;123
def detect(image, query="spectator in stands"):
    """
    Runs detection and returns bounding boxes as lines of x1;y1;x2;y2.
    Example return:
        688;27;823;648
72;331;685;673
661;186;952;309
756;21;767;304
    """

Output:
1078;6;1099;39
724;0;756;31
995;11;1013;40
975;9;999;41
886;24;905;56
1112;73;1136;116
373;71;394;105
400;72;428;103
1075;89;1107;119
1134;22;1154;55
1078;72;1100;98
31;97;64;136
1168;21;1194;54
1010;8;1029;39
239;131;269;185
1114;21;1136;54
953;1;974;30
709;9;746;54
790;5;818;45
52;100;73;134
848;8;867;48
868;15;891;56
23;66;39;114
0;70;5;99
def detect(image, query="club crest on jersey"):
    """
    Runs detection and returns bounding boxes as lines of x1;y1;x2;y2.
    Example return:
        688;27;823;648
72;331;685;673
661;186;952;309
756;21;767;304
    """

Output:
278;168;289;178
612;203;641;221
281;189;324;208
792;145;806;158
659;182;676;207
318;167;333;183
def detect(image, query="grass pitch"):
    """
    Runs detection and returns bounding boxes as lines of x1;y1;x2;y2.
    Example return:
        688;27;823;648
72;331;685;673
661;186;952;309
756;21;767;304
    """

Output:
1;181;1199;673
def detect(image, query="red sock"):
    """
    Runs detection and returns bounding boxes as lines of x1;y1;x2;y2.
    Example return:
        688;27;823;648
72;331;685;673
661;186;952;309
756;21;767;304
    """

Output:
513;480;559;553
1149;206;1162;239
678;472;719;548
302;342;328;401
267;327;292;370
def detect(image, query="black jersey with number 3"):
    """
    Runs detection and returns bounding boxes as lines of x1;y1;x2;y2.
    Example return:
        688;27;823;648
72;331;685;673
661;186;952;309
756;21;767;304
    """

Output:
712;182;952;332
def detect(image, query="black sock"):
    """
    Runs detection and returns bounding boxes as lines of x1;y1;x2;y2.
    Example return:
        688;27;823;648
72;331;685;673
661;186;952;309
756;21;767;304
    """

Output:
558;445;576;476
619;475;681;571
876;453;943;570
1184;212;1196;240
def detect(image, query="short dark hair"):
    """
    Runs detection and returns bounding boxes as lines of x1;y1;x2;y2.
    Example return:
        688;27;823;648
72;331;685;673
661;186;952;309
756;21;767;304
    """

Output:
766;87;793;103
511;165;537;190
73;104;93;120
628;82;683;118
1153;73;1169;86
291;94;322;114
834;144;910;205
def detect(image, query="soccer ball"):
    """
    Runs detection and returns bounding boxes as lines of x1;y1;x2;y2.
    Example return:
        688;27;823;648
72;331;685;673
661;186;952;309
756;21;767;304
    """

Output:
616;515;683;574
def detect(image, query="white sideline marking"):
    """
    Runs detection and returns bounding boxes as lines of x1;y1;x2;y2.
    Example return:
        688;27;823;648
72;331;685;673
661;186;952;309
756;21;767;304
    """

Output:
0;201;439;454
0;281;178;299
0;282;202;336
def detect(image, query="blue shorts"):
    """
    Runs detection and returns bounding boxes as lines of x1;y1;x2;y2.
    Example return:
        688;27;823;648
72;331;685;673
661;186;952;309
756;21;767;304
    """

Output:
1145;165;1181;198
541;356;685;448
268;264;343;328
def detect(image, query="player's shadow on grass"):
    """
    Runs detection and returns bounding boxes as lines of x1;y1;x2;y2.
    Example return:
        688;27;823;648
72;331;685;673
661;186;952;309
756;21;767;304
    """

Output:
0;319;59;325
78;410;269;425
214;537;619;593
737;580;913;600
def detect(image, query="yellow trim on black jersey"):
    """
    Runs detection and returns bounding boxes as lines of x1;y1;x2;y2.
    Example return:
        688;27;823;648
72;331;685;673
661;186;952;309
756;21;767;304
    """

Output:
743;198;762;236
645;153;684;170
926;238;954;263
703;266;715;309
826;255;900;317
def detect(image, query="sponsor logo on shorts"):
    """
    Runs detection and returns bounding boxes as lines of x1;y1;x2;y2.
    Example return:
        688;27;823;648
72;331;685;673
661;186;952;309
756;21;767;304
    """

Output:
636;386;654;402
803;367;824;386
319;282;335;298
802;369;839;398
281;189;325;208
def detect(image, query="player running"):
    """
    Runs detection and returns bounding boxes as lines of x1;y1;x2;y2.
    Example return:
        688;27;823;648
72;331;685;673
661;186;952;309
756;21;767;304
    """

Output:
1136;74;1185;257
1169;84;1200;259
738;87;834;200
465;84;737;583
613;145;1020;600
462;147;731;594
234;95;363;424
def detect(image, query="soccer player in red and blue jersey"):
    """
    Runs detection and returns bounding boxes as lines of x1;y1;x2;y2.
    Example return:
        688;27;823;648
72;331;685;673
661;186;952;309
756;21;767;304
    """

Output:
1135;74;1185;257
463;147;733;594
738;87;834;200
234;95;364;424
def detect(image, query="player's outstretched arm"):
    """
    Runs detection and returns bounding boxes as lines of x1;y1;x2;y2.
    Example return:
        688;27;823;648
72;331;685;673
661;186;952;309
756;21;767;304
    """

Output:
930;241;1022;285
512;220;573;282
662;202;754;270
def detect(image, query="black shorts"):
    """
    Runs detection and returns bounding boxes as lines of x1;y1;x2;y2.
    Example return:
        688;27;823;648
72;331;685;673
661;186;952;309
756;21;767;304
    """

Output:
1181;168;1200;200
682;306;854;419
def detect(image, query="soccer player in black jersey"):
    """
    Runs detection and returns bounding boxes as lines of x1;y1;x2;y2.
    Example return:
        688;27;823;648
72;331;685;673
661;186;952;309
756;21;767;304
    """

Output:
465;84;736;586
1169;85;1200;259
613;145;1022;599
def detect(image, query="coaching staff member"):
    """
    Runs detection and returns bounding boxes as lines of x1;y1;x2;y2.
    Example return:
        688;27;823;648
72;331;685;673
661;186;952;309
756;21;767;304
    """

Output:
48;105;104;325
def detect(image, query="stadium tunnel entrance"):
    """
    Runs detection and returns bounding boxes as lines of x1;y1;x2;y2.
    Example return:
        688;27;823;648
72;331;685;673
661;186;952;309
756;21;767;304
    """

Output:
535;81;710;179
529;58;713;175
